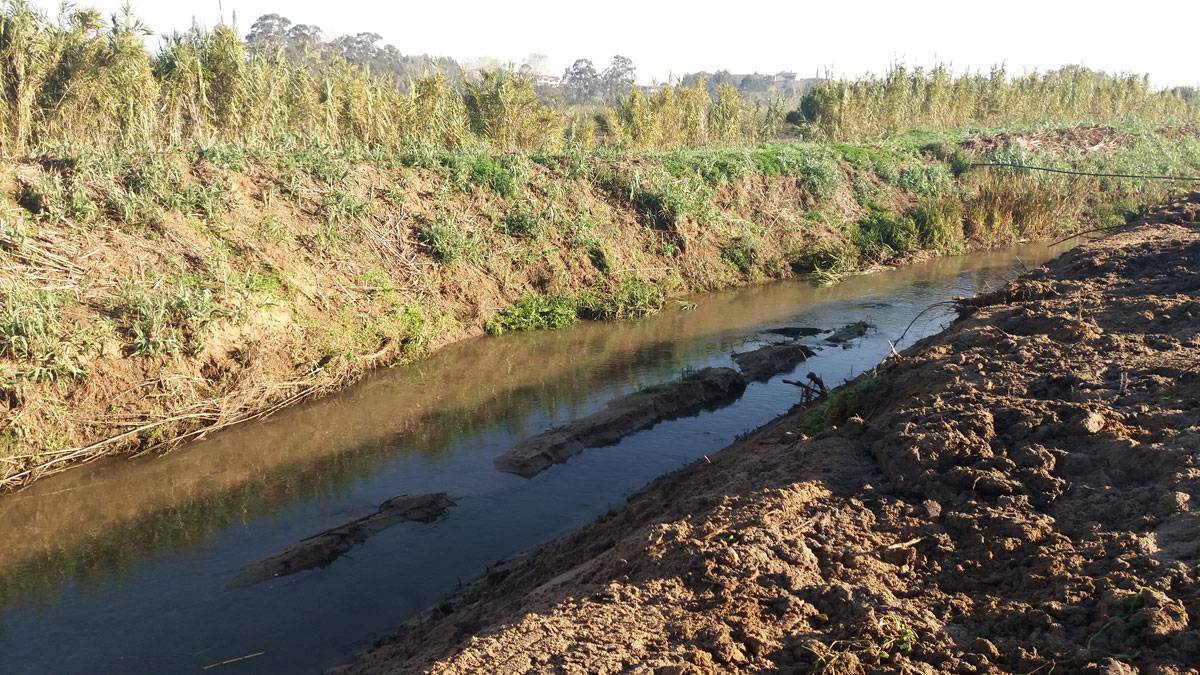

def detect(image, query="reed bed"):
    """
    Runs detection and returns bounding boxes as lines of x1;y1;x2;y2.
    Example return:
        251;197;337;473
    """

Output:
797;65;1199;141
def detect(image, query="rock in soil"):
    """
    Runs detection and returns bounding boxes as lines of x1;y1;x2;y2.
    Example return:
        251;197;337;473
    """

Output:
495;368;747;478
340;194;1200;675
231;493;454;587
731;343;816;382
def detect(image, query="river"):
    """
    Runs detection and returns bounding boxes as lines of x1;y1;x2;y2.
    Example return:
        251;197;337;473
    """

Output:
0;244;1060;673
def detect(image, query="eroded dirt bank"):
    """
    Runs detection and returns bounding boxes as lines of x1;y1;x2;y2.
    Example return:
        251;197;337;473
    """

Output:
340;195;1200;674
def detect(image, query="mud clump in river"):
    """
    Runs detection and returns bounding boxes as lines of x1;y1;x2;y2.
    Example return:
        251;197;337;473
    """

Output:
232;493;454;587
495;367;747;478
342;194;1200;674
731;343;816;382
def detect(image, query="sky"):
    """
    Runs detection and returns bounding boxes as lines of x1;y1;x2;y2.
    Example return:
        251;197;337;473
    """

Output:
26;0;1200;88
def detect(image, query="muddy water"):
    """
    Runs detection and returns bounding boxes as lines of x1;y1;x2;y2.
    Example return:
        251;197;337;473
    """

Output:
0;245;1060;673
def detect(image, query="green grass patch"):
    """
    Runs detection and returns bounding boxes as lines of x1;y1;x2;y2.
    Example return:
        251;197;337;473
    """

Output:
486;294;579;336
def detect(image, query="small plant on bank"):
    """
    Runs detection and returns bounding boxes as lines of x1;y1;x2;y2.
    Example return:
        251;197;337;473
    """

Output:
501;205;542;238
0;284;85;383
853;210;920;258
722;237;757;274
578;276;667;320
112;278;222;357
486;294;579;336
417;213;488;264
792;240;859;284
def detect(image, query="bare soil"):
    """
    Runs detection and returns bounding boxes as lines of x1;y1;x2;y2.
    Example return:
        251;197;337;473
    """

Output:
340;194;1200;674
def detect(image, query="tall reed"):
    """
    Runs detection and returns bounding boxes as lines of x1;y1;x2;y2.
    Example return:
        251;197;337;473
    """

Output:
798;64;1198;141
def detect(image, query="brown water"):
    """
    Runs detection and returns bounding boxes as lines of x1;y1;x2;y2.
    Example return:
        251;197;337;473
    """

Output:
0;245;1061;673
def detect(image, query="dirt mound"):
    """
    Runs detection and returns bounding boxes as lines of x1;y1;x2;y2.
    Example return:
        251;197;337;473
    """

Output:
340;194;1200;674
731;343;816;382
825;321;871;344
495;368;747;478
231;493;454;587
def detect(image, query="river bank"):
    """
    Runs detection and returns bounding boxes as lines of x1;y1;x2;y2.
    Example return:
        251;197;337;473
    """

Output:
3;123;1198;488
340;194;1200;673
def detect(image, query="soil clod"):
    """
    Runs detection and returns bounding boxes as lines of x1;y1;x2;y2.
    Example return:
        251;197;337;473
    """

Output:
495;368;748;478
731;343;816;382
824;321;871;344
231;493;455;587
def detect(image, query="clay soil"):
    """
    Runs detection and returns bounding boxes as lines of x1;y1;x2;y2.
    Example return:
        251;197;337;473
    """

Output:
340;194;1200;674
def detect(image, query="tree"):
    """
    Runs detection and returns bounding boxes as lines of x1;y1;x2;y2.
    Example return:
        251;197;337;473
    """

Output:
245;13;291;52
520;53;548;77
562;58;599;105
601;55;635;102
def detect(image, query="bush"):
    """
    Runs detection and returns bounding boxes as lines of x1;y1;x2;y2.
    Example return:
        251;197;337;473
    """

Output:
578;276;666;320
417;216;487;264
486;294;578;336
791;240;858;283
722;237;757;273
853;211;919;257
897;162;954;198
912;198;966;253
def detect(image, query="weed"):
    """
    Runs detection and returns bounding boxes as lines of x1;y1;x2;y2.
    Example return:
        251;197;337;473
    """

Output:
359;268;395;300
897;162;953;198
321;190;370;226
501;205;542;238
442;153;525;197
853;210;919;258
112;277;222;356
722;237;757;274
256;214;288;242
0;284;84;382
792;239;858;283
578;276;666;320
486;294;579;336
199;145;247;171
181;175;236;223
417;214;487;264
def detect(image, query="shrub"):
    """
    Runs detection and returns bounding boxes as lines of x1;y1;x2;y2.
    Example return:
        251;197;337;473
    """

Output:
417;216;487;264
897;162;954;198
853;211;920;257
722;237;757;273
486;294;578;336
912;197;966;252
791;240;858;283
578;276;666;320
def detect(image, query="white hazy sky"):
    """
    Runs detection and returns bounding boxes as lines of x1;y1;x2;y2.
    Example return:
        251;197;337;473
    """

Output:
27;0;1200;87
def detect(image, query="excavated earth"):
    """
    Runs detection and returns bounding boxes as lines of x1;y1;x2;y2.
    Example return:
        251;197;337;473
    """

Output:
340;195;1200;674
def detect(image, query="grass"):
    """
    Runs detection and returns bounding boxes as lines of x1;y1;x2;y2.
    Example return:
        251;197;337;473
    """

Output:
486;294;579;336
417;213;488;264
722;237;757;274
578;277;667;321
111;277;222;357
0;283;84;383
